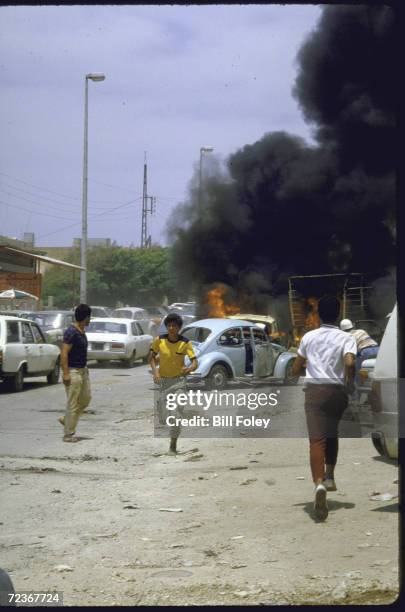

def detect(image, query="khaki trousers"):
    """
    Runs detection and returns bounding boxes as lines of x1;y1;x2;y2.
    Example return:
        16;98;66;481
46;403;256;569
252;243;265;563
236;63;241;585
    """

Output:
64;367;91;436
156;377;185;439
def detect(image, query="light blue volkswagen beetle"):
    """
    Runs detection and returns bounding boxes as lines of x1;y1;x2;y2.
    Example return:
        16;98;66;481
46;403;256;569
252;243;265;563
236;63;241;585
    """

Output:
182;318;298;389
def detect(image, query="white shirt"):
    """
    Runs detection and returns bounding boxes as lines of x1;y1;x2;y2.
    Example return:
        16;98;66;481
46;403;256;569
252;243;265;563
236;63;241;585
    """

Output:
298;324;357;385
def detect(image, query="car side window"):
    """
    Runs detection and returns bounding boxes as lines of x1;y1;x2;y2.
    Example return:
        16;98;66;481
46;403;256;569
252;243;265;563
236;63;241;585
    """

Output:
242;328;252;343
253;328;268;345
131;322;138;336
21;322;35;344
6;321;20;343
218;328;242;346
136;322;144;335
31;324;45;343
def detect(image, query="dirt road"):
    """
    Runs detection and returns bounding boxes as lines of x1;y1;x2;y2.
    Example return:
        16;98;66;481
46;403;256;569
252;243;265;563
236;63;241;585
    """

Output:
0;363;399;605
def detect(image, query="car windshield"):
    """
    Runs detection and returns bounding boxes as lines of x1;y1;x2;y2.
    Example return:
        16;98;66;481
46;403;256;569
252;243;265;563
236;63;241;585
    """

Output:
30;314;61;328
182;326;211;343
87;322;127;334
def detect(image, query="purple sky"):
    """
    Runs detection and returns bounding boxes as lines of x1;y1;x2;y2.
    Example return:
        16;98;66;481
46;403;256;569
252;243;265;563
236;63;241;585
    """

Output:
0;4;321;247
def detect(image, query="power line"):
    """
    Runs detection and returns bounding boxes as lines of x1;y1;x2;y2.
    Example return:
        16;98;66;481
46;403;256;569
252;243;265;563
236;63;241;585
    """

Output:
0;181;134;211
89;177;142;196
0;188;138;221
0;170;140;205
37;196;143;239
0;198;77;221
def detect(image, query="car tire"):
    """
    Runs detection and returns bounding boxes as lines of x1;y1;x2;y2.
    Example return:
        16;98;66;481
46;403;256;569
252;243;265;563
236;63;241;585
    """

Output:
284;359;299;385
8;367;25;392
371;432;385;456
124;351;136;368
47;359;60;385
142;355;149;364
0;568;15;606
207;364;229;390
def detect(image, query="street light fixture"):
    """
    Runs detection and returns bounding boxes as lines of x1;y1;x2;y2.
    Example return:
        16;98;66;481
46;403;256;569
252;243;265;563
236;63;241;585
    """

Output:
80;73;106;303
199;146;214;214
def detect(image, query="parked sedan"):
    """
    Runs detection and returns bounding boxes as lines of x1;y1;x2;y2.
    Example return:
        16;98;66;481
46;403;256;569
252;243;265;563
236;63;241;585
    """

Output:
90;306;111;318
25;311;76;347
0;315;60;392
111;307;158;336
181;318;298;389
86;318;153;367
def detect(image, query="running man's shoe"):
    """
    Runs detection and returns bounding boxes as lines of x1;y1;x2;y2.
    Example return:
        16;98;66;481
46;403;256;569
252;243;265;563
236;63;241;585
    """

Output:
323;478;337;492
314;483;328;521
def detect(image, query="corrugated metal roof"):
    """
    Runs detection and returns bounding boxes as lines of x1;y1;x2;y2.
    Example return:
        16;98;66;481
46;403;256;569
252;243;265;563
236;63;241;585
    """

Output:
0;245;85;271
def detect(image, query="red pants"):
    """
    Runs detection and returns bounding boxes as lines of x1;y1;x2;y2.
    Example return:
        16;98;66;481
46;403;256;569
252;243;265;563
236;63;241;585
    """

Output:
304;384;348;483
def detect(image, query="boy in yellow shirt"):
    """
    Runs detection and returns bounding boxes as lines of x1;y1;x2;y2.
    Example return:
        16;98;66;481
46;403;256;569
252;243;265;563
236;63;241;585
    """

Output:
149;313;198;454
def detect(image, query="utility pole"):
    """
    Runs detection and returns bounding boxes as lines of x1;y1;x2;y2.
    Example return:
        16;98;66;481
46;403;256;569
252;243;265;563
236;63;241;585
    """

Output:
140;153;156;248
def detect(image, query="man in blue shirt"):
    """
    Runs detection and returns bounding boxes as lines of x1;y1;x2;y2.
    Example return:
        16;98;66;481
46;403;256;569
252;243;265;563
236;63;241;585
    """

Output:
59;304;92;442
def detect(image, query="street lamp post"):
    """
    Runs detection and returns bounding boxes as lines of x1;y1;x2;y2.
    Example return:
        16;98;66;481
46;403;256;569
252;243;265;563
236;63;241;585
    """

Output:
80;73;105;303
199;146;214;214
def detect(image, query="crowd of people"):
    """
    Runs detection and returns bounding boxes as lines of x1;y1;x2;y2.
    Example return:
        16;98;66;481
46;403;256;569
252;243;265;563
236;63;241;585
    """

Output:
59;300;379;522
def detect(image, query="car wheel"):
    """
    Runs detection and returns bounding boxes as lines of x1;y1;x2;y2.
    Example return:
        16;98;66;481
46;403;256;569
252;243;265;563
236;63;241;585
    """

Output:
142;355;149;364
371;432;385;456
47;359;60;384
124;351;136;367
9;367;25;392
284;359;299;385
207;364;229;390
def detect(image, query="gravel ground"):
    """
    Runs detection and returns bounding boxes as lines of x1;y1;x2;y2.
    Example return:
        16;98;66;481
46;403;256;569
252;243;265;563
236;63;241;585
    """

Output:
0;362;399;605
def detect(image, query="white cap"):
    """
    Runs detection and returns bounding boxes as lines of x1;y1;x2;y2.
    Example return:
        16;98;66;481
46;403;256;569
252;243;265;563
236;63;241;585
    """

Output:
340;318;354;331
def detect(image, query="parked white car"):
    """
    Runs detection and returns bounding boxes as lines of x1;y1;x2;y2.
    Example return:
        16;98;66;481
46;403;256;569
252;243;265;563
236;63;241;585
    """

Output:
357;305;397;459
86;318;153;367
111;307;158;336
369;305;398;460
0;315;60;392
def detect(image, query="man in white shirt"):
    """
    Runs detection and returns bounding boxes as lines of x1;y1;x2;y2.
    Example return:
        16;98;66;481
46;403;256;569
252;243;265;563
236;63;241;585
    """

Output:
292;296;356;521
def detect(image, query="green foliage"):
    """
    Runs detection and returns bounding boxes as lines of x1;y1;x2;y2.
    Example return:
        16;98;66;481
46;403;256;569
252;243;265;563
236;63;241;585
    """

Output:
42;246;174;308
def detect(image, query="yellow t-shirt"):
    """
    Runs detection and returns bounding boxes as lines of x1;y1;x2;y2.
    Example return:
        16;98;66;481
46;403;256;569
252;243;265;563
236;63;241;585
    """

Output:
151;334;196;378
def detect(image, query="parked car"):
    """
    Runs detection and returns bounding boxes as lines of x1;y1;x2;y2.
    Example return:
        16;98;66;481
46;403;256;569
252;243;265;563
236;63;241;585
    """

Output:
25;311;75;347
0;315;60;392
90;306;111;318
157;304;197;335
368;305;398;460
181;318;298;389
143;306;168;325
86;318;153;367
0;309;36;319
111;307;158;336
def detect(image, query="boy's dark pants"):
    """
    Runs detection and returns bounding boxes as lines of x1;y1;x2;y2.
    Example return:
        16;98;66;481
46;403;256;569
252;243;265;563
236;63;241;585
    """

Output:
304;384;348;482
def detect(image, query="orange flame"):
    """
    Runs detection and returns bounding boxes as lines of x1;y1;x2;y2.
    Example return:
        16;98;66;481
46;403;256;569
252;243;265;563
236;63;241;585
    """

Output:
205;284;240;318
305;297;321;331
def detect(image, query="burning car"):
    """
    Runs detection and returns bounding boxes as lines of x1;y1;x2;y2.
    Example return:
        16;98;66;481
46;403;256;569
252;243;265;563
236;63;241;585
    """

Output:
182;318;298;389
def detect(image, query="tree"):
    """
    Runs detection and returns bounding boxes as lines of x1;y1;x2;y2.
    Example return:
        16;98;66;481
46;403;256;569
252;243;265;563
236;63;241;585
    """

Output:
42;246;174;308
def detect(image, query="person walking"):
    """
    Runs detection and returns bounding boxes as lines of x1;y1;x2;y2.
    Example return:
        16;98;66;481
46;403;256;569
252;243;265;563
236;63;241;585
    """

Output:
149;312;198;455
292;296;356;521
59;304;92;442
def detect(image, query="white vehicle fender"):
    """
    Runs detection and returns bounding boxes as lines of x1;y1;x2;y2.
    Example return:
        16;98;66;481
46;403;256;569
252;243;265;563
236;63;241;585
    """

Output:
195;351;236;378
2;353;28;374
273;351;297;379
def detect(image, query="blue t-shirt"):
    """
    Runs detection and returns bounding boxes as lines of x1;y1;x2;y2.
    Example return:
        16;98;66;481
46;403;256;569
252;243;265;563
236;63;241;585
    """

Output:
63;325;88;368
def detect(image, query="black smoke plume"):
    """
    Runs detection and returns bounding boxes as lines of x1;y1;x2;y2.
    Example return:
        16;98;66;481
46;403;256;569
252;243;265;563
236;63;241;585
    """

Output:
169;5;396;317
